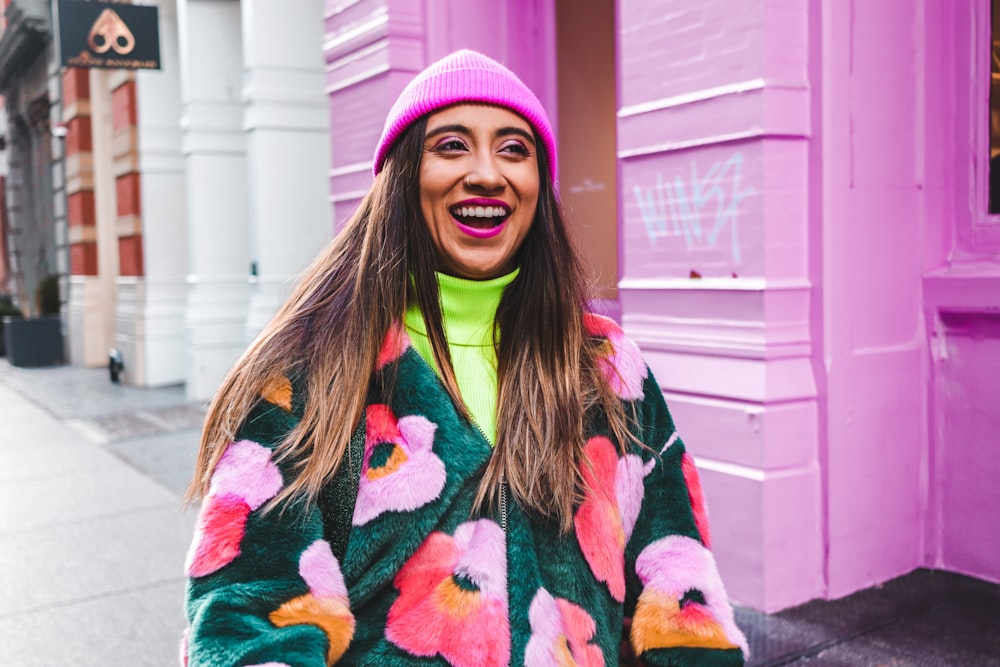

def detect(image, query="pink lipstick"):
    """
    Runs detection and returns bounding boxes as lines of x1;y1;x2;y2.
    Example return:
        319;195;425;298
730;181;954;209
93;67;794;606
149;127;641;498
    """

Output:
450;198;511;239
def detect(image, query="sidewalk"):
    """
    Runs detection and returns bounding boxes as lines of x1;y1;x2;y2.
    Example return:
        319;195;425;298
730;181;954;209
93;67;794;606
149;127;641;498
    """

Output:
1;360;998;666
0;361;203;666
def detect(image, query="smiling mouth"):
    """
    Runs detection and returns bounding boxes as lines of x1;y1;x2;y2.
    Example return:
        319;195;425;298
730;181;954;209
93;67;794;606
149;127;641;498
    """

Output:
449;204;511;230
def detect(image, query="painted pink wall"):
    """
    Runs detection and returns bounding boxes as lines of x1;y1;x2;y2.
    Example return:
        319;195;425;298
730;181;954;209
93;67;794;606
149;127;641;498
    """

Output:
921;0;1000;585
616;0;820;611
821;0;1000;597
818;0;927;600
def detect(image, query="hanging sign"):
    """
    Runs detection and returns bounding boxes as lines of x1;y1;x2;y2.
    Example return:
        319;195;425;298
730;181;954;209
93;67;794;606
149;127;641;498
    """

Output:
58;1;161;70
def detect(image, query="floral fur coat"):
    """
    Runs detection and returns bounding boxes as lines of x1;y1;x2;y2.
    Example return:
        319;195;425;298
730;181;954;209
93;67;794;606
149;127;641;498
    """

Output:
182;314;748;666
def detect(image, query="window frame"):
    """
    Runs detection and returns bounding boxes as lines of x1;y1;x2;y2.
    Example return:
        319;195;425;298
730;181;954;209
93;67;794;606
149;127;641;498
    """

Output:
967;0;1000;252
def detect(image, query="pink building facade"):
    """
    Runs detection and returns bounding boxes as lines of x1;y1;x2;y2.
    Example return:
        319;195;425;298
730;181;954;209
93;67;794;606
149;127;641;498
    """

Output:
322;0;1000;612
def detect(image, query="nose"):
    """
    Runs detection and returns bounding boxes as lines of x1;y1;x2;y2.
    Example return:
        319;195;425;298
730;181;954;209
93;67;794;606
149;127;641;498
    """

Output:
464;151;504;192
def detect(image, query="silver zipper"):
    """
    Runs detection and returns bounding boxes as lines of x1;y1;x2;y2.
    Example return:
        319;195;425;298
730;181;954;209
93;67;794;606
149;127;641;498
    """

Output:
469;418;507;533
499;474;508;532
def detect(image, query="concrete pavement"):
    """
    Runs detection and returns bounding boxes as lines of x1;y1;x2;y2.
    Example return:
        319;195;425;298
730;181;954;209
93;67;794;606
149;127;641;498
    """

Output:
0;361;202;666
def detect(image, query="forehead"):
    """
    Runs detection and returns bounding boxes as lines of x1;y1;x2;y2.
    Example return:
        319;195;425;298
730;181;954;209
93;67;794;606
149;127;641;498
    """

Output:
424;103;533;135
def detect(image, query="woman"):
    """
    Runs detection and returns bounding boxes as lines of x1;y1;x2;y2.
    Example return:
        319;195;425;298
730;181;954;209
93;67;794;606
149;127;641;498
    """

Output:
182;49;748;667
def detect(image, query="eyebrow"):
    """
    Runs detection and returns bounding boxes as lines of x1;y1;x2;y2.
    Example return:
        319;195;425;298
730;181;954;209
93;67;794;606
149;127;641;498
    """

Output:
424;123;536;145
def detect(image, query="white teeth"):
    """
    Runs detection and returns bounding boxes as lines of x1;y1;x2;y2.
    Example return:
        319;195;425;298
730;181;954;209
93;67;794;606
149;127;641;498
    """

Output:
454;206;508;218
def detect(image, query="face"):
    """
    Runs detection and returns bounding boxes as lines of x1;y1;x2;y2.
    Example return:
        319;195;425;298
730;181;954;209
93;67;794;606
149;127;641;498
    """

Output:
419;103;540;280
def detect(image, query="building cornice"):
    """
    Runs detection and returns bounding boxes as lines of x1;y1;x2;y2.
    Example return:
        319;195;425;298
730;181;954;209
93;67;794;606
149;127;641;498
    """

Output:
0;0;51;90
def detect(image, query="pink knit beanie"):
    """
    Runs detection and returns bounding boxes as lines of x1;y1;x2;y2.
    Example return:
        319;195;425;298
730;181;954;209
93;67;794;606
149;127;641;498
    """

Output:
373;49;557;182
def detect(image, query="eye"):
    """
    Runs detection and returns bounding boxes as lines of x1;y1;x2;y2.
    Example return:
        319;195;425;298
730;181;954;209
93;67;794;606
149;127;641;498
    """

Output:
433;137;468;152
499;140;530;157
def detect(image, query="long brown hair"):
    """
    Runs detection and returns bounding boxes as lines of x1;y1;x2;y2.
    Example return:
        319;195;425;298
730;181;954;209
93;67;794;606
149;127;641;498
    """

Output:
185;115;634;531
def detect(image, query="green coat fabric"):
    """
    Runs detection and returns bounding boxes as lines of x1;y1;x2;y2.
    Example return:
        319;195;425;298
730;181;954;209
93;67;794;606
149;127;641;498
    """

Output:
183;316;747;667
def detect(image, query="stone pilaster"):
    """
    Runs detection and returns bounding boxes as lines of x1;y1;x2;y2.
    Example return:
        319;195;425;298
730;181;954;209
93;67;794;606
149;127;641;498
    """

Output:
177;0;250;400
242;0;332;338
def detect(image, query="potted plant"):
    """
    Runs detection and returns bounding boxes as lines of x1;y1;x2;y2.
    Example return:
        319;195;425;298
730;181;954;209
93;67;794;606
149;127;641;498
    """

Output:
3;274;64;367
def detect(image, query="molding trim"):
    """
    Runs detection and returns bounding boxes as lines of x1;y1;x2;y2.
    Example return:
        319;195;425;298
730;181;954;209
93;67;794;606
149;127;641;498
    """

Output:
0;0;49;89
619;79;800;118
115;214;143;237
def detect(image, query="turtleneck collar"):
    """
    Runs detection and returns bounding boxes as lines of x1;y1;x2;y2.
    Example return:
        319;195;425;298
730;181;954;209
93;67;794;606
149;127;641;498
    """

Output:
404;268;520;347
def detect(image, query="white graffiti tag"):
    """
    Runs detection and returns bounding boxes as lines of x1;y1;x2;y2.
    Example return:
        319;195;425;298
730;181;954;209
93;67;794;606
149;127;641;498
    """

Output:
632;152;756;264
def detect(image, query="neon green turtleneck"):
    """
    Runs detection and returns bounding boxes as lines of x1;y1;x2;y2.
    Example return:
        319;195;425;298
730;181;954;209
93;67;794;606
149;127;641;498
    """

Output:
403;269;518;445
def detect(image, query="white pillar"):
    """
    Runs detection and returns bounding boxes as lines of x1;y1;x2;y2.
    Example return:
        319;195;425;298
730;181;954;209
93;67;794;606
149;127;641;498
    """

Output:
67;69;118;368
120;0;188;387
241;0;332;338
177;0;251;400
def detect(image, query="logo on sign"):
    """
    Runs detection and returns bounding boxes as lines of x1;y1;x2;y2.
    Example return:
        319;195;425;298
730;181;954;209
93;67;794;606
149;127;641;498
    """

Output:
87;9;135;55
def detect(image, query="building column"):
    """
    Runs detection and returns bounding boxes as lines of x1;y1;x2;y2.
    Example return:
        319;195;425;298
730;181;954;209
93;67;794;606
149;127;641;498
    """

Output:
177;0;250;400
117;0;187;387
241;0;331;338
616;1;818;611
62;67;108;366
78;68;120;367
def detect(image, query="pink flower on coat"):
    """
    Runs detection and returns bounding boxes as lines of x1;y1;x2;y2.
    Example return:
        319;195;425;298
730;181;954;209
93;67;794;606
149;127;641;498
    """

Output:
186;493;250;577
574;436;626;602
681;452;712;548
631;535;748;657
387;520;509;667
583;313;647;400
617;453;655;543
524;588;605;667
208;439;284;510
352;404;447;526
270;540;355;665
186;439;283;577
377;324;411;370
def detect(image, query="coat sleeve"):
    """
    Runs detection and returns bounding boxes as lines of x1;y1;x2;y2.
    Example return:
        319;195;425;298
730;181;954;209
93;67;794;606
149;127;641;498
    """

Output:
182;380;355;667
620;368;748;667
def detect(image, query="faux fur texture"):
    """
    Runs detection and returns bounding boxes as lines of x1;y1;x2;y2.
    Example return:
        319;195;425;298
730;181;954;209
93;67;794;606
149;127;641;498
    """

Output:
209;439;284;511
575;436;626;602
583;313;648;400
184;330;747;666
299;540;349;599
524;587;605;667
660;432;679;454
186;493;251;577
631;535;748;657
269;539;355;665
377;324;411;370
681;453;713;549
617;453;655;543
269;595;354;665
386;520;509;667
260;375;293;412
186;439;285;578
352;404;446;526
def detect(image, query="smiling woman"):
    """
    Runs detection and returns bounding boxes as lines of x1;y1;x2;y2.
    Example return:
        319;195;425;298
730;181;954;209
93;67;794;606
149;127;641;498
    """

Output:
181;49;747;667
419;104;540;280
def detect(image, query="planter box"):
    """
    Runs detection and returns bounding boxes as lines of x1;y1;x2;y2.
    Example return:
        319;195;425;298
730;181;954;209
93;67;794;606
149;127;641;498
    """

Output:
2;315;64;367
